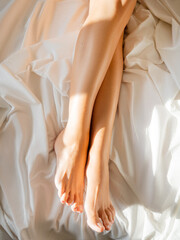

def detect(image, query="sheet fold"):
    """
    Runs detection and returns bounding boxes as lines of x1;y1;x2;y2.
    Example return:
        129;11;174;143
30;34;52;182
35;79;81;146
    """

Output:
0;0;180;239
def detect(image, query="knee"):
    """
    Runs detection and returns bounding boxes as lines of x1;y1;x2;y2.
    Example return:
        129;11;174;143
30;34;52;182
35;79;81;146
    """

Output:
87;0;136;25
88;0;121;21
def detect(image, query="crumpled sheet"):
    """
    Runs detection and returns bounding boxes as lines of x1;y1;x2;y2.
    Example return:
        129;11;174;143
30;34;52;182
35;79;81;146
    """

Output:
0;0;180;239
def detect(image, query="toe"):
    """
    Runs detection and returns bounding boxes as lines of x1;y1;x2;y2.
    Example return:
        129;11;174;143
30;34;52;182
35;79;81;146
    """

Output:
56;176;67;199
77;193;84;212
71;202;83;213
109;204;115;221
86;211;105;233
66;192;74;206
61;192;69;204
71;203;80;212
71;193;83;213
71;203;77;212
100;210;111;231
105;208;113;223
58;185;65;199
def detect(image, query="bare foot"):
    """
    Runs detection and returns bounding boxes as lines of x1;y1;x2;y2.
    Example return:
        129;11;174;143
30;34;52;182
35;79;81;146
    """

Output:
85;130;115;232
54;128;89;213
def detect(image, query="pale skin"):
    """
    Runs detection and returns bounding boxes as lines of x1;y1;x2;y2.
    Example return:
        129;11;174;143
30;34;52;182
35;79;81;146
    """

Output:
54;0;137;233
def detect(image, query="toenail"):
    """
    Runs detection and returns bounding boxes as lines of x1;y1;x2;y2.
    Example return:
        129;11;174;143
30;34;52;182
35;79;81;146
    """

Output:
97;223;104;230
79;206;83;211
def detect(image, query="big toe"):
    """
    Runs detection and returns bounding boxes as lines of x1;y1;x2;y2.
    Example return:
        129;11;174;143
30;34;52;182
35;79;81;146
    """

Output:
71;193;84;213
66;192;74;206
61;192;68;204
71;203;83;213
86;210;105;233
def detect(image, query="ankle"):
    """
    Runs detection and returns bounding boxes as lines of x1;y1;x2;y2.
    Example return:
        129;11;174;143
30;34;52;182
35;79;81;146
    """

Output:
63;123;89;146
89;130;111;160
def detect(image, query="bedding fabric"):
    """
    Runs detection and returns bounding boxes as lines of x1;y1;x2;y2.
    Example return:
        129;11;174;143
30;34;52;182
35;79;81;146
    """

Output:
0;0;180;239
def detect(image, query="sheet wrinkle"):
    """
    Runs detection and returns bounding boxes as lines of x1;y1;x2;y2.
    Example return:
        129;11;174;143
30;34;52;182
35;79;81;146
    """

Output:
0;0;37;63
148;64;179;104
0;0;180;239
0;96;12;128
155;21;180;90
160;0;180;24
142;0;179;25
124;8;162;71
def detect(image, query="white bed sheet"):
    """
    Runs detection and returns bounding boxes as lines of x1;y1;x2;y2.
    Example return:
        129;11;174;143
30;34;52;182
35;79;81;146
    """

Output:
0;0;180;239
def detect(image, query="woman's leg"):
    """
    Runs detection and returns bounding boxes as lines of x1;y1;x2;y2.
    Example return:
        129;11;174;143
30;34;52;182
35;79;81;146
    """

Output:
85;34;123;232
54;0;136;212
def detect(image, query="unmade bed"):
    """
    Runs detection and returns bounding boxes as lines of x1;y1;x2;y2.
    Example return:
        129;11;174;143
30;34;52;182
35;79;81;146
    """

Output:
0;0;180;239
